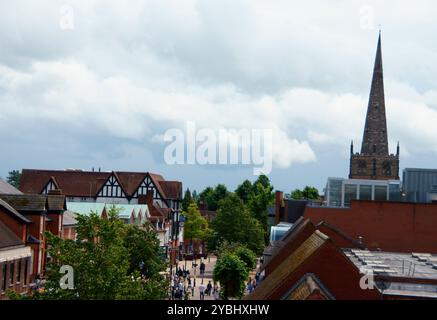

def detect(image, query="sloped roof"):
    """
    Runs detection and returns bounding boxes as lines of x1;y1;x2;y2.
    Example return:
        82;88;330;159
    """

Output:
282;273;335;300
160;181;182;199
247;231;329;300
0;198;31;223
0;178;22;195
20;169;111;196
316;221;366;250
0;220;24;249
63;210;78;226
260;217;313;273
19;169;182;200
0;194;47;212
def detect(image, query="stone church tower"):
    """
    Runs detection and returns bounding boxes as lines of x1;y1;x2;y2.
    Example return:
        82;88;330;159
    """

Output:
349;33;400;180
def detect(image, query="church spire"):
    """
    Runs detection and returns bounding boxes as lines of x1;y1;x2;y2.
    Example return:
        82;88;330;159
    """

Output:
349;33;400;181
360;33;389;156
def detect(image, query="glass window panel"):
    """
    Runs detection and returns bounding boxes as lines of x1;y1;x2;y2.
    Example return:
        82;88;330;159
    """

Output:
328;179;342;206
1;263;6;291
389;183;401;201
359;185;372;201
344;184;358;207
375;185;388;201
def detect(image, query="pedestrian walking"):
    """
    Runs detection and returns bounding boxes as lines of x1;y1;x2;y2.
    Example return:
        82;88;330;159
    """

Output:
199;283;206;300
247;279;254;294
206;281;212;296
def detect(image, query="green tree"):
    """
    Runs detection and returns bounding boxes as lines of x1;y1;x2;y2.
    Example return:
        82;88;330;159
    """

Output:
218;243;256;271
213;252;249;300
198;186;214;209
6;170;21;189
235;180;253;203
234;246;257;271
181;188;193;213
198;184;229;211
302;186;320;200
31;207;168;300
123;221;166;278
290;186;320;200
183;202;210;254
290;189;304;200
210;194;264;255
247;175;274;239
192;190;199;202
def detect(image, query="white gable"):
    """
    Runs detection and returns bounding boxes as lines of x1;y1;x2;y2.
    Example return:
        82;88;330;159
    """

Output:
97;175;126;198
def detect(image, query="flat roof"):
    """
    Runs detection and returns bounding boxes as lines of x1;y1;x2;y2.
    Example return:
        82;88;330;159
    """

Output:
344;249;437;280
344;249;437;298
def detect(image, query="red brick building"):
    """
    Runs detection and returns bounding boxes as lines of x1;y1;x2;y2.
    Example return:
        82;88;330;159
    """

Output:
0;194;66;280
250;218;437;300
0;200;32;299
305;200;437;253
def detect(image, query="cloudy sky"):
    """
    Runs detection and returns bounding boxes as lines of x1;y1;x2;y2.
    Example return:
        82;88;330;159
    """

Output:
1;0;437;194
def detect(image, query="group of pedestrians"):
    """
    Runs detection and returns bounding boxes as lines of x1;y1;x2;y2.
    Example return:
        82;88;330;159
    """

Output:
170;256;222;300
171;267;194;300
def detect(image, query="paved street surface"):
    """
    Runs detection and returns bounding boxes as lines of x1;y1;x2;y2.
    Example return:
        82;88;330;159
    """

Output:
175;255;218;300
170;255;261;300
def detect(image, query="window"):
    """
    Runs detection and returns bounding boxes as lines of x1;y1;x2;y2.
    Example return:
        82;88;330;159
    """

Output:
17;260;21;284
23;258;28;286
9;262;14;286
328;179;342;206
344;184;358;207
373;145;377;153
389;183;401;201
1;263;6;291
374;185;388;201
359;185;372;201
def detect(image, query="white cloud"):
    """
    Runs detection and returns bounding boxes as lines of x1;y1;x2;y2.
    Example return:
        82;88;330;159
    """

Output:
1;0;437;189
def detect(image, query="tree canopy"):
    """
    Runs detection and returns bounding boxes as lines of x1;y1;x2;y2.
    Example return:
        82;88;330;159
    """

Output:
6;170;21;189
213;251;249;300
29;207;168;300
198;184;229;211
290;186;320;200
209;194;265;255
181;188;193;213
182;202;210;242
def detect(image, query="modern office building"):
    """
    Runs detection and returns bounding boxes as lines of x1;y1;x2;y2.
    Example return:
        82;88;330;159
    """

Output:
325;177;401;207
403;168;437;203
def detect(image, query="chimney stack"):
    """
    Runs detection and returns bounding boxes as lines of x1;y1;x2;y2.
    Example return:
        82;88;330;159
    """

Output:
275;191;283;225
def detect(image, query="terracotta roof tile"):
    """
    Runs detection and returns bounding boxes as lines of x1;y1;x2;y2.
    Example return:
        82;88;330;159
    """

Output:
160;181;182;199
19;169;182;201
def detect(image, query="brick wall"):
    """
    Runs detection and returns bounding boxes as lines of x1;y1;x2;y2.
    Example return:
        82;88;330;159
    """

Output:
305;200;437;253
